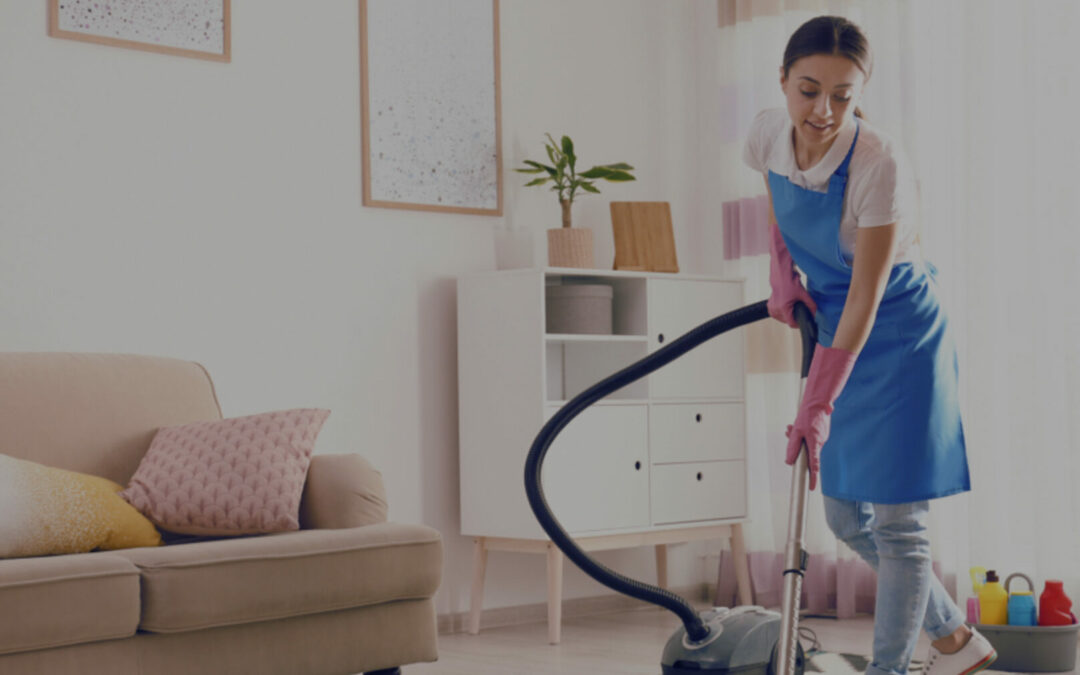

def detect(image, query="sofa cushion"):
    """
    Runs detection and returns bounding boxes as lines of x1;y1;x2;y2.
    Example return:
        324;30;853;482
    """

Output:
0;552;140;655
0;353;223;486
0;454;161;559
121;409;330;536
114;523;442;633
299;454;388;529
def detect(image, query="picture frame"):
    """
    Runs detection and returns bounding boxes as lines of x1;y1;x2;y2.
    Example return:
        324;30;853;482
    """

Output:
360;0;503;216
48;0;231;63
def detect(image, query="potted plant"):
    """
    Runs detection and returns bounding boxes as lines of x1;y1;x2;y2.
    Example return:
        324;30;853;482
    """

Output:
515;133;635;268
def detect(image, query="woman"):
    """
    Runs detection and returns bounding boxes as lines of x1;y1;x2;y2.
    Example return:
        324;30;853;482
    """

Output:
743;16;996;675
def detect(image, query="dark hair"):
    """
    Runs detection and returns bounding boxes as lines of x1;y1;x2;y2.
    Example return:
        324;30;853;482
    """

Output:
782;16;872;119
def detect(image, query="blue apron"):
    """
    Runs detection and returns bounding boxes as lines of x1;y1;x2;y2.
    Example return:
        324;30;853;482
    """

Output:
767;122;970;504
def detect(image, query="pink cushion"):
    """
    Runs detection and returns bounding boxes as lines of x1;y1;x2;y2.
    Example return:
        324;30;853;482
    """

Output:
120;409;330;535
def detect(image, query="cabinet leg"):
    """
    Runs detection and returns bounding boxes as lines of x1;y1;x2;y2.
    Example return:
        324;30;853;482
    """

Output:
655;544;669;589
468;538;488;635
730;523;753;606
546;543;564;644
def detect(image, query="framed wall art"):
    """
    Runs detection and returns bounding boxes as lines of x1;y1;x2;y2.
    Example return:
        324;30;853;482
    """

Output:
48;0;231;63
360;0;503;215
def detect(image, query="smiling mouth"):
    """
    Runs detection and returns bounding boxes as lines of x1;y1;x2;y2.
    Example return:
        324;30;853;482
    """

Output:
806;121;832;131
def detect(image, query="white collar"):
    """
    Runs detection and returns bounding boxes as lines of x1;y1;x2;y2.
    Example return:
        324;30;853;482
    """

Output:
779;116;858;185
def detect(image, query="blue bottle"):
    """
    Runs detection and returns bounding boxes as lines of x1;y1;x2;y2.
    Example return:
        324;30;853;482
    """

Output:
1005;573;1038;626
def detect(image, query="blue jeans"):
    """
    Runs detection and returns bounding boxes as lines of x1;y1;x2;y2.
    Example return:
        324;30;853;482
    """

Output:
823;496;967;675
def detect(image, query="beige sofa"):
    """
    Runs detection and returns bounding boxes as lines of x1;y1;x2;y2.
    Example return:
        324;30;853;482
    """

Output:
0;353;442;675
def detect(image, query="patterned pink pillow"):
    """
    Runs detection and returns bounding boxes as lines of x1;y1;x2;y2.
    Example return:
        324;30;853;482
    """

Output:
121;409;330;535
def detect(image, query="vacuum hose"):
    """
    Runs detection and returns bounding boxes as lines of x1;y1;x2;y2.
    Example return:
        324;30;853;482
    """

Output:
525;300;818;644
524;300;766;644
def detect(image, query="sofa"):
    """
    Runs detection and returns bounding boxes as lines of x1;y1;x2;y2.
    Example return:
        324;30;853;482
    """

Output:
0;353;442;675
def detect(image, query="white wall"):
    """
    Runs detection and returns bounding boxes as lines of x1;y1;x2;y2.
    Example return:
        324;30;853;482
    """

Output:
0;0;729;615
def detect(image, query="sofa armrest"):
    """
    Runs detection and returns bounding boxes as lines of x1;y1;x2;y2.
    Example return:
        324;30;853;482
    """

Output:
299;454;388;529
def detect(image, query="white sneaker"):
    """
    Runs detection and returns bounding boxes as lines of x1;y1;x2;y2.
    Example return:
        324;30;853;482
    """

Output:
923;627;997;674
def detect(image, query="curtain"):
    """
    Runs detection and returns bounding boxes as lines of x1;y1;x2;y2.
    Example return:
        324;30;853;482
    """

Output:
708;0;1080;617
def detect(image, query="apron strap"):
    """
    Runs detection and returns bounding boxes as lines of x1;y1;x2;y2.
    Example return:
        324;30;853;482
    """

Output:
835;120;860;179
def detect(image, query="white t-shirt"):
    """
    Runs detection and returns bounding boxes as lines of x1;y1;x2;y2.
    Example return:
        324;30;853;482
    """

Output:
742;107;920;265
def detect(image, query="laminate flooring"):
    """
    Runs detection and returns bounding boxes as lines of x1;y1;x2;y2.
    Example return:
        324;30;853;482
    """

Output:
411;606;1074;674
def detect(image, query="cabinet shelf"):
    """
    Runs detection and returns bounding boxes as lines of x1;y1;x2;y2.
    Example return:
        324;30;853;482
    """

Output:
545;398;650;407
544;333;648;344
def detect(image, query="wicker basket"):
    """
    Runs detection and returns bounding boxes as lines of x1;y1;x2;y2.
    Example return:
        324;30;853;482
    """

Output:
547;228;594;269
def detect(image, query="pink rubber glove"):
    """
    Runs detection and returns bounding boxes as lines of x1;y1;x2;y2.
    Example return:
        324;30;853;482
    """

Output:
768;222;817;328
785;345;857;491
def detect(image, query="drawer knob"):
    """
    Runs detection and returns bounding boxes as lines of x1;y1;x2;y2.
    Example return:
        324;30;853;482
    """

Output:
635;461;642;471
657;333;665;344
696;472;703;481
695;413;703;423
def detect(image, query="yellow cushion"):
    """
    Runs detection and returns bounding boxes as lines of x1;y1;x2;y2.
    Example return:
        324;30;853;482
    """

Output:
0;454;161;558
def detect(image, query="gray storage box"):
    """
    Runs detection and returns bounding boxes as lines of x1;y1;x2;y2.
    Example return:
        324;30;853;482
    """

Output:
545;284;613;335
975;622;1079;672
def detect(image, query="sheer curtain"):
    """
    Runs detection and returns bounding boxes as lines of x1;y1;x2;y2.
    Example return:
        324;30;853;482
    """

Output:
709;0;1080;616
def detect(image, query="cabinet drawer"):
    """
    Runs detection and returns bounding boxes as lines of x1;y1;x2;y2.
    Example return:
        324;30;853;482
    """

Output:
542;405;650;533
649;403;744;464
650;461;745;525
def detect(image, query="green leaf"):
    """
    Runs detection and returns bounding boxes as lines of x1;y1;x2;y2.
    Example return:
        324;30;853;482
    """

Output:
515;167;545;174
561;136;576;171
579;167;613;179
601;171;636;182
524;177;552;187
545;143;559;167
579;181;601;194
602;163;634;171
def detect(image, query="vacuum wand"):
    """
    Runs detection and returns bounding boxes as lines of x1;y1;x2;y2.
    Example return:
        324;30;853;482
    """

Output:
777;302;817;675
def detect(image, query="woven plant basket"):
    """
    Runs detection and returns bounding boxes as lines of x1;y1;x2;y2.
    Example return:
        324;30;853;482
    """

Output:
547;227;594;268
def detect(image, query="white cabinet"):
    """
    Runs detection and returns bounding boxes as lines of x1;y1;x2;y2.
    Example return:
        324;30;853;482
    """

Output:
459;268;747;539
457;268;752;642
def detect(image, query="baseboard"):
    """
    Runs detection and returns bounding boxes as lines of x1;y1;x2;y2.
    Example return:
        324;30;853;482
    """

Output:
438;583;710;635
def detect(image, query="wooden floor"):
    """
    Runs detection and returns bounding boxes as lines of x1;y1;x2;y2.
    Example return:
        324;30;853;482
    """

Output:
412;605;1071;674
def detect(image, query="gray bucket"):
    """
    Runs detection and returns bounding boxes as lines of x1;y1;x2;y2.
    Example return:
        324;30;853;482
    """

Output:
545;284;613;335
974;622;1079;672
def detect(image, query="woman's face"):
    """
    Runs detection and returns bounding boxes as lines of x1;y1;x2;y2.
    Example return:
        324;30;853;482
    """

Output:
781;53;866;153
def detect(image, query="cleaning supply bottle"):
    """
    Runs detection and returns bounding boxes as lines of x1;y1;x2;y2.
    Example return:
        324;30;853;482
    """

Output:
1039;580;1077;626
978;569;1008;625
967;566;986;624
1005;573;1037;626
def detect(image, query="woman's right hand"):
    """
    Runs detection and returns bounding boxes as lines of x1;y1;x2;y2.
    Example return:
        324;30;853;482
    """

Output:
768;222;817;327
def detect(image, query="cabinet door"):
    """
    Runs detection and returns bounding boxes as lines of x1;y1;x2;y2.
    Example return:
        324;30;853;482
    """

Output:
542;405;650;534
649;403;744;464
651;461;746;525
647;280;744;399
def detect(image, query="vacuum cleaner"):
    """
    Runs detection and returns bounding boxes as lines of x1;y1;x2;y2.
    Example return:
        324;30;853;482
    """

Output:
525;299;818;675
